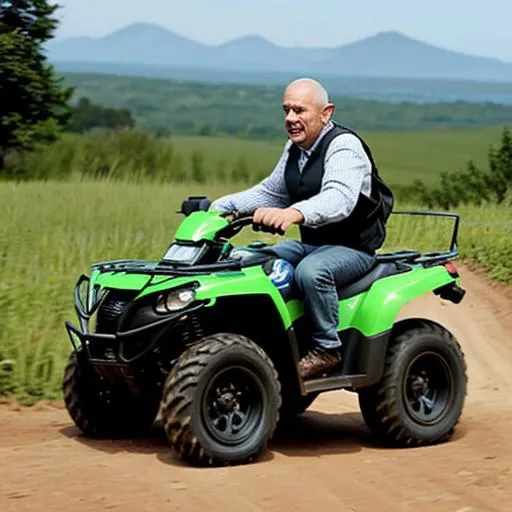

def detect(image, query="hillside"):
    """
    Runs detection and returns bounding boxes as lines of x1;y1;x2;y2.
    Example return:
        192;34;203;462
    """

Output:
59;73;512;136
46;23;512;82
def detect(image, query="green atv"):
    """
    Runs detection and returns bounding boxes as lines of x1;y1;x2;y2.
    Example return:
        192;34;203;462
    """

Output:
62;196;468;466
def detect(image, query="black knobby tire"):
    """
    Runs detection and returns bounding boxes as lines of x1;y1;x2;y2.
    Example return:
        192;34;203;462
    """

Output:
63;351;160;438
161;332;281;466
358;319;467;447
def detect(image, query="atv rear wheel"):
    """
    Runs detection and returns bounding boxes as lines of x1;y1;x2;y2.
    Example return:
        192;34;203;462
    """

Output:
358;319;467;446
63;351;160;438
161;332;281;466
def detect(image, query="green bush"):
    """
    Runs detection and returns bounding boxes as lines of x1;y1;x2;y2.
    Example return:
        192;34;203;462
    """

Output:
404;127;512;208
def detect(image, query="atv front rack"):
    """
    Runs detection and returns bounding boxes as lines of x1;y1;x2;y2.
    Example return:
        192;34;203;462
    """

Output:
91;259;246;276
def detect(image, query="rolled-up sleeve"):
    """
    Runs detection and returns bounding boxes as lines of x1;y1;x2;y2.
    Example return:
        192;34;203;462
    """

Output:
291;134;372;228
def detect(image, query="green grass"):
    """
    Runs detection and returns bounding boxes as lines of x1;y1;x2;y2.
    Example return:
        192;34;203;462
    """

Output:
360;126;504;185
173;126;504;186
10;126;504;189
0;179;510;403
161;126;507;189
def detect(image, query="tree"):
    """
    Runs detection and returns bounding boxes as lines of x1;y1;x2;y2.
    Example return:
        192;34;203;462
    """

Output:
0;1;72;168
484;127;512;203
67;97;135;133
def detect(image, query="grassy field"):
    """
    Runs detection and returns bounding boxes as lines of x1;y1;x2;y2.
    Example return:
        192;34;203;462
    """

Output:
13;126;504;188
173;126;504;186
0;179;510;403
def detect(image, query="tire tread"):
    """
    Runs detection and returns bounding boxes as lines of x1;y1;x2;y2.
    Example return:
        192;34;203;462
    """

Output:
358;319;467;447
161;332;281;466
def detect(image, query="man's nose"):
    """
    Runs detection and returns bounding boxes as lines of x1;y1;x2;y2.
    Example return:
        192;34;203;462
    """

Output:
285;110;297;123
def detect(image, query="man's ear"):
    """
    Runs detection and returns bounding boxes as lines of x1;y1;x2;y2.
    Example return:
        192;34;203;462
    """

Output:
322;103;335;123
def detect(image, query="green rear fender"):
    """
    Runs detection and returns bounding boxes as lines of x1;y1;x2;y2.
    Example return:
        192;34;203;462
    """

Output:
344;265;456;337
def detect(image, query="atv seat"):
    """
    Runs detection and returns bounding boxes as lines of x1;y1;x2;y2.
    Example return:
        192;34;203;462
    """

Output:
335;250;419;299
337;261;409;300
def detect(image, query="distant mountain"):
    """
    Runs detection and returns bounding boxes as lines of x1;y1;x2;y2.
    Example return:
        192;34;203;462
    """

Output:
46;23;512;82
325;31;512;81
48;22;210;66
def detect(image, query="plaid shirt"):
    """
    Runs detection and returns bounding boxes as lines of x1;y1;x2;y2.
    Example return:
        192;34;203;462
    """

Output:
210;122;372;228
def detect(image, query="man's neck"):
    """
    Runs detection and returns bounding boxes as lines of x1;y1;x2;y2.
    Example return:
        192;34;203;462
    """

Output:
296;121;334;153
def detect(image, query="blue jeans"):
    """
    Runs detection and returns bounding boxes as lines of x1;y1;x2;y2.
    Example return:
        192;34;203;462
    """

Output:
267;240;376;350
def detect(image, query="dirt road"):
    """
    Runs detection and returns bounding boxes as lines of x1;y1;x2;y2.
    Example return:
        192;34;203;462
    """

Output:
1;265;512;512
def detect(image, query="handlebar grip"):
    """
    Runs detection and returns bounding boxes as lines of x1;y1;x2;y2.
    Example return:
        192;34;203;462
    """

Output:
252;223;285;236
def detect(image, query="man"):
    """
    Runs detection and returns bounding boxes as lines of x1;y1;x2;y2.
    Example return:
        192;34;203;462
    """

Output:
210;78;393;379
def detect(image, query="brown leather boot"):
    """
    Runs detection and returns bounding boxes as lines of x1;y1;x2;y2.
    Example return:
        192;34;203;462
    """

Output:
298;347;342;380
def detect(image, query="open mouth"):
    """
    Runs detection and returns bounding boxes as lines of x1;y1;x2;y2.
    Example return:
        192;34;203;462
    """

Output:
288;126;304;137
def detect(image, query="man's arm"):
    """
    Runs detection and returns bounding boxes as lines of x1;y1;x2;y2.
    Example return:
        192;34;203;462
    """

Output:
290;133;372;227
209;142;292;214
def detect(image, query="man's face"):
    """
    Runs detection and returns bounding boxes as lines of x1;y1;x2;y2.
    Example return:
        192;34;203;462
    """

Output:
282;84;333;149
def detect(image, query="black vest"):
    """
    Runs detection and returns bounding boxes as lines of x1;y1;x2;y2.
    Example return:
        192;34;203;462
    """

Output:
284;123;394;254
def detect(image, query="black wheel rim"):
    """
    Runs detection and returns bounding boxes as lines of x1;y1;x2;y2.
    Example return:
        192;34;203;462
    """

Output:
403;351;453;425
202;365;266;446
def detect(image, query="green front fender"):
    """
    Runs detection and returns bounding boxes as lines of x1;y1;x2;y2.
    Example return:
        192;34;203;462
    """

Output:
196;268;292;324
90;268;152;291
136;265;294;329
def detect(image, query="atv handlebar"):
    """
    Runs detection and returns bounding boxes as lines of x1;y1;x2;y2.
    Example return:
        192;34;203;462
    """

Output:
218;214;286;239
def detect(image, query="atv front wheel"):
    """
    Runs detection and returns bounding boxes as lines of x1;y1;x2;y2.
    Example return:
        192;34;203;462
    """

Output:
358;319;467;446
161;333;281;466
63;351;160;438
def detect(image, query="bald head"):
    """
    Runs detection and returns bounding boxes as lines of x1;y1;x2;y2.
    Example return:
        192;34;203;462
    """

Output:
285;78;330;107
282;78;335;149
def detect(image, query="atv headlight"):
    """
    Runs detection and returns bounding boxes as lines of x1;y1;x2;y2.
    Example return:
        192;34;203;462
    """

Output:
155;288;196;314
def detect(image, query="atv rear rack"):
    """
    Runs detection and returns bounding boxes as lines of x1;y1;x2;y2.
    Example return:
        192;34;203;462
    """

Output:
377;210;460;267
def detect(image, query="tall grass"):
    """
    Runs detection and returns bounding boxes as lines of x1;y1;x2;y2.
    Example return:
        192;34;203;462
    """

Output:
0;179;510;403
0;180;272;403
3;126;504;187
4;131;277;185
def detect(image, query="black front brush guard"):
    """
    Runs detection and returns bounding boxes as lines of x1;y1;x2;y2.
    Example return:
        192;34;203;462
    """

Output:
66;273;207;363
65;301;206;364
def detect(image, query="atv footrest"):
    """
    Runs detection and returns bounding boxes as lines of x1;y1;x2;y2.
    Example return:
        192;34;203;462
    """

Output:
304;374;369;394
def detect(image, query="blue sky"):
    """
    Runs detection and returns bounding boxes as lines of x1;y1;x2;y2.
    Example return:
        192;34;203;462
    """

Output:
53;0;511;61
